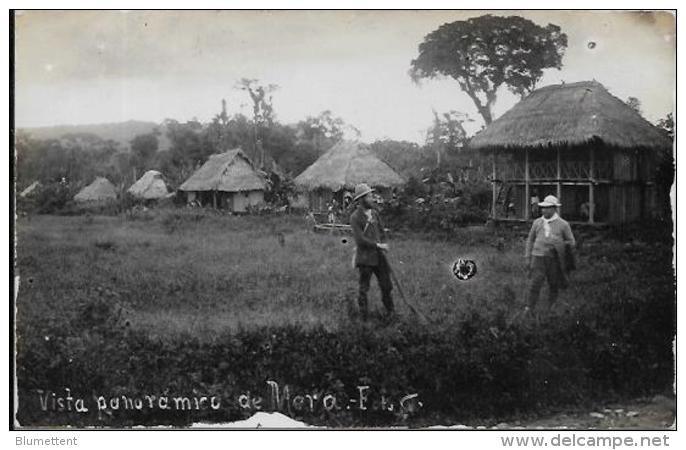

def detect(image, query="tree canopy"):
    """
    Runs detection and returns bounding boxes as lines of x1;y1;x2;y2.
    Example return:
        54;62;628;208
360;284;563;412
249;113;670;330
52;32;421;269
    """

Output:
410;14;568;125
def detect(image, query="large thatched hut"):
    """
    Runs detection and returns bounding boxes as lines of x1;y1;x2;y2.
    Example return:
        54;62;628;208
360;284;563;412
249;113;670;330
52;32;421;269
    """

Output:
470;81;672;224
127;170;170;201
74;177;118;203
178;149;267;212
294;140;405;211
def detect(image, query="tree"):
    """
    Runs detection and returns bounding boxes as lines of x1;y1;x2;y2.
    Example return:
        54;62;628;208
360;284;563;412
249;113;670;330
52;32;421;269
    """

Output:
655;112;675;215
235;78;279;166
16;131;125;193
296;110;346;153
369;139;427;179
425;110;472;166
160;119;208;185
130;132;159;179
206;99;232;151
626;97;643;116
656;113;674;140
410;14;568;125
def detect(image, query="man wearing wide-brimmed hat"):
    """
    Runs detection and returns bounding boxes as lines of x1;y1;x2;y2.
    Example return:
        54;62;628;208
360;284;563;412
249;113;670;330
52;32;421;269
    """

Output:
525;195;576;310
350;183;394;320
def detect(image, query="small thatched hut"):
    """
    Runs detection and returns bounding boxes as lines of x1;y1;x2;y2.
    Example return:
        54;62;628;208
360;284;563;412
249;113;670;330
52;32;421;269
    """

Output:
178;149;267;212
74;177;118;203
128;170;170;201
294;140;405;211
469;81;672;224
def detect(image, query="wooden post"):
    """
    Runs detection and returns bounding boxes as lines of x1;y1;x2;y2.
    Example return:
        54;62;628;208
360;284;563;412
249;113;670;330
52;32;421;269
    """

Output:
213;190;217;209
589;147;595;223
491;149;497;219
556;147;562;201
524;148;530;220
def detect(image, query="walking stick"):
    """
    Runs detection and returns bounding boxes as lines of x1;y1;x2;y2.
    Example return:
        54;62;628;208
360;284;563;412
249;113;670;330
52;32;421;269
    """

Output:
382;251;430;324
360;215;430;324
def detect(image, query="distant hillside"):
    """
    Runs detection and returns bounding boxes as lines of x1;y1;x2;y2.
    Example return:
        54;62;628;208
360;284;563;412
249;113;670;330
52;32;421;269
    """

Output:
18;120;171;151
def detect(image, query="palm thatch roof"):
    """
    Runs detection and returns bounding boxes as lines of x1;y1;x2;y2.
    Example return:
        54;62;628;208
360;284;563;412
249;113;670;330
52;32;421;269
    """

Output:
470;81;672;151
127;170;171;199
178;149;267;192
294;140;405;191
74;177;117;202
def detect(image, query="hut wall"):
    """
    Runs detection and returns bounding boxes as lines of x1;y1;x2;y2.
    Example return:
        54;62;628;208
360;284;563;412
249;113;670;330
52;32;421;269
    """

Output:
607;184;645;223
499;146;618;182
637;151;657;182
612;150;639;181
643;184;659;219
228;190;263;212
248;190;264;206
230;192;250;212
231;192;245;212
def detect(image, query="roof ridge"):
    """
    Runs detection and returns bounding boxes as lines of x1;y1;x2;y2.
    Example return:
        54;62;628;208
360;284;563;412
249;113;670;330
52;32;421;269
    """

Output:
532;80;605;93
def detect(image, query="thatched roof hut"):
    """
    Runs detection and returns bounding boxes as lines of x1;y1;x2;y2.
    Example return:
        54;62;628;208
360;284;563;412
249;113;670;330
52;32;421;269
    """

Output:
74;177;117;202
178;149;267;211
470;80;671;150
293;140;405;213
469;81;672;224
179;149;266;193
294;140;405;191
127;170;170;200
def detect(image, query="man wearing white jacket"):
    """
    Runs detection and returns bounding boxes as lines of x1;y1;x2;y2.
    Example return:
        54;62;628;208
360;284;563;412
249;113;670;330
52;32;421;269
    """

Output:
525;195;576;309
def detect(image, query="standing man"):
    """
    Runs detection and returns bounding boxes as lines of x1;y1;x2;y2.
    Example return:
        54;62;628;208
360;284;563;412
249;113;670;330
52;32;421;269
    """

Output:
525;195;576;310
350;183;394;320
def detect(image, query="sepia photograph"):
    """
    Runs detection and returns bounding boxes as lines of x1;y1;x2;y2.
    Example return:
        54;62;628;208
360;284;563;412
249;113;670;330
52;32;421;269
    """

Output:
11;9;675;431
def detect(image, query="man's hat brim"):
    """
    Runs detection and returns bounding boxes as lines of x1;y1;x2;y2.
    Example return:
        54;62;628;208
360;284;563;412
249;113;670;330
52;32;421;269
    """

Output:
354;188;374;201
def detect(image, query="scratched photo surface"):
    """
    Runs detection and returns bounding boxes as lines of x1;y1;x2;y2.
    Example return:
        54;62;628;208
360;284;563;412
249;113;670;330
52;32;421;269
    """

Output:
13;10;675;429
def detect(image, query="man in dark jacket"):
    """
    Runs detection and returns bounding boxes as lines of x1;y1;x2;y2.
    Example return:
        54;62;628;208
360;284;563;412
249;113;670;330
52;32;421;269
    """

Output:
350;183;394;320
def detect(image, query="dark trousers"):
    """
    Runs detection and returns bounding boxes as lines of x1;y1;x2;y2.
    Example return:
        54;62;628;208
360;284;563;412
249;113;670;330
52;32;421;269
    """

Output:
357;257;394;317
528;255;562;308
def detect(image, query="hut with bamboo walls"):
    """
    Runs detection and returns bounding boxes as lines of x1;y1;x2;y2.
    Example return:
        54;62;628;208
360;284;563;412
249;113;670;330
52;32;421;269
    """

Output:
469;81;672;224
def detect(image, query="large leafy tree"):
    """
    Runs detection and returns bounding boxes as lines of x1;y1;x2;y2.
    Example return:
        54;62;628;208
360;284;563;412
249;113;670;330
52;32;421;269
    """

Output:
410;14;568;125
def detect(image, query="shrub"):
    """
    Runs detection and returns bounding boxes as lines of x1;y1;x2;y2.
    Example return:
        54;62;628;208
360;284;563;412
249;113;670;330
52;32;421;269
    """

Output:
33;182;72;214
381;179;491;233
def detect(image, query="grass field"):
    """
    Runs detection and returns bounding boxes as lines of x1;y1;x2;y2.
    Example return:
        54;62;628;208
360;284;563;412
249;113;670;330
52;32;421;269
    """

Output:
14;210;675;427
15;211;527;336
16;211;615;336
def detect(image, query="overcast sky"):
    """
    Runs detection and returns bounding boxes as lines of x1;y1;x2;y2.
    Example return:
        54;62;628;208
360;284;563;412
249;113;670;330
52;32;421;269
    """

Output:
14;10;675;143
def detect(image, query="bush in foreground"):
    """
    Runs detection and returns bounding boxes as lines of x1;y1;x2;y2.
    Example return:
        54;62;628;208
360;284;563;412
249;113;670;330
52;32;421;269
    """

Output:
16;276;674;427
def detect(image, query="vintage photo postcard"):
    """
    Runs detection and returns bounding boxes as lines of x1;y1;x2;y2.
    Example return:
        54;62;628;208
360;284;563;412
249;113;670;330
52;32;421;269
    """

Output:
12;10;675;430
